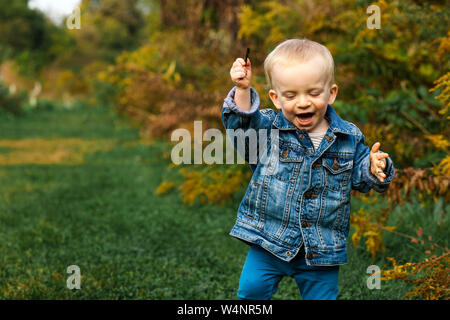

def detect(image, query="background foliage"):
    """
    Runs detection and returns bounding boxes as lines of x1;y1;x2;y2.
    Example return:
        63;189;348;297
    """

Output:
0;0;448;299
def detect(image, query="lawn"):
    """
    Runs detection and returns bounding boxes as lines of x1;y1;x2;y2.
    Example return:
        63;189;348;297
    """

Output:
0;105;444;299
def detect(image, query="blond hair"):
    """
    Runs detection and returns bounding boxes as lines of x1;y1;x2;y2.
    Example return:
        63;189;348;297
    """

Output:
264;38;335;91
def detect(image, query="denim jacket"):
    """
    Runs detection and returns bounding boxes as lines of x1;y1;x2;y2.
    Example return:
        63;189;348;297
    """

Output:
222;86;395;265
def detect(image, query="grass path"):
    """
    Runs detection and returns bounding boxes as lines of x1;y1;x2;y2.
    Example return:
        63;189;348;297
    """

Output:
0;106;253;299
0;105;413;299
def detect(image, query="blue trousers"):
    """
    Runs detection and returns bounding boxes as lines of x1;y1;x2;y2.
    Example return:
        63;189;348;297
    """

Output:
238;245;339;300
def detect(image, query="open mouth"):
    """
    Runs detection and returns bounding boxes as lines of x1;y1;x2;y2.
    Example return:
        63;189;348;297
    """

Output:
297;112;314;118
296;112;314;125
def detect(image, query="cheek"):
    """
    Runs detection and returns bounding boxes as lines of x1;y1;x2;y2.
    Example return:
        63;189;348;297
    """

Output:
283;100;296;110
313;96;329;108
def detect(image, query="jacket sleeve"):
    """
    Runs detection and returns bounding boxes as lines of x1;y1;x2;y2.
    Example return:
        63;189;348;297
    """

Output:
351;130;395;193
221;86;276;172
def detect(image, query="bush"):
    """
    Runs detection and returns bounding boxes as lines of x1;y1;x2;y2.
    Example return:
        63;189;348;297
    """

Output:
0;81;28;115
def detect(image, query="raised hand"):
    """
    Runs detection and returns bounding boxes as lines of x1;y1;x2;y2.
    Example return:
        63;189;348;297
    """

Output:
230;58;252;90
370;142;389;183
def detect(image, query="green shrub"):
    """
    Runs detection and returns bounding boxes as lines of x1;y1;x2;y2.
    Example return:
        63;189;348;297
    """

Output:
0;81;27;115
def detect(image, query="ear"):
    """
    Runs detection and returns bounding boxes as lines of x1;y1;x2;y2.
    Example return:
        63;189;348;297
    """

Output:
269;89;282;110
327;84;338;105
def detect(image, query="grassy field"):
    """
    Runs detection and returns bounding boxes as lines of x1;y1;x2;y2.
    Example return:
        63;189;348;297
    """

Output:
0;104;446;299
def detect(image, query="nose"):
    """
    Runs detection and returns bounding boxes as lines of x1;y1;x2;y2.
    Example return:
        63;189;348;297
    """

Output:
295;95;311;108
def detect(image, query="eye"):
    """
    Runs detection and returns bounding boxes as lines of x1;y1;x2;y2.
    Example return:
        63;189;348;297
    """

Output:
310;92;320;97
284;94;295;99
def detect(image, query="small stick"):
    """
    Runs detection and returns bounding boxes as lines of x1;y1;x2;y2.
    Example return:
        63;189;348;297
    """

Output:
244;47;250;66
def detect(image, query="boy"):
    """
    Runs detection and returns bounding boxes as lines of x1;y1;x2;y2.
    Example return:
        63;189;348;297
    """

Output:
221;39;394;300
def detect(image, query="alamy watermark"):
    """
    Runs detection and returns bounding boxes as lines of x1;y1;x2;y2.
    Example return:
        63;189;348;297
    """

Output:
66;265;81;290
66;6;81;30
168;5;380;164
367;4;381;29
366;265;381;290
170;121;280;171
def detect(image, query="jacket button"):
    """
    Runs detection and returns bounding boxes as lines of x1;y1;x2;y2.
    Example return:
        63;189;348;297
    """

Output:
332;158;339;170
304;191;312;199
301;221;307;228
307;252;313;260
281;146;289;158
286;251;291;256
298;134;305;140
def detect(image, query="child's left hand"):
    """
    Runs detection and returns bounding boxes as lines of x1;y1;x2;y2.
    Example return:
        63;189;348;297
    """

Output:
370;142;389;183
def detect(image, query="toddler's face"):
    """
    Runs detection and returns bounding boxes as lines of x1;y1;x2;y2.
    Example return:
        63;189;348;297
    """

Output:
268;55;338;133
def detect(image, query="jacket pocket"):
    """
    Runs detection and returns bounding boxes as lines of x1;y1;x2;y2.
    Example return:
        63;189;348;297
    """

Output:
323;157;353;191
270;143;303;181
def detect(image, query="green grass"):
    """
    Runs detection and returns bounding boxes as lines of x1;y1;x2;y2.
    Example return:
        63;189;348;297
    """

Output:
0;105;447;299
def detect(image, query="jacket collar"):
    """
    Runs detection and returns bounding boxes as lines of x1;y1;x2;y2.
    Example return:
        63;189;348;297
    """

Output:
272;104;357;136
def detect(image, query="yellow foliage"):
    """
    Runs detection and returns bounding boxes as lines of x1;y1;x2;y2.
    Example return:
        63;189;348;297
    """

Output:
425;134;450;176
425;135;450;151
350;206;394;260
433;155;450;177
237;5;263;40
155;181;175;195
0;138;115;165
381;253;450;300
427;73;450;177
177;166;251;206
238;1;299;48
430;72;450;119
